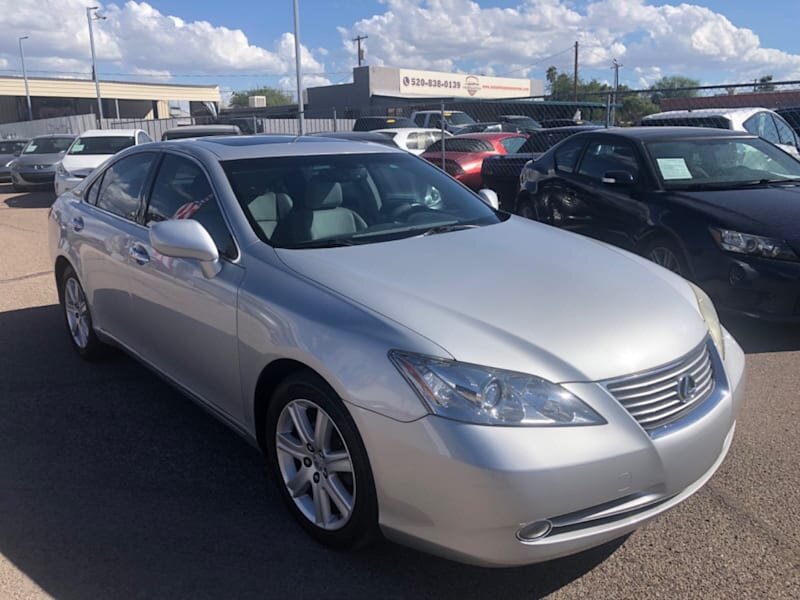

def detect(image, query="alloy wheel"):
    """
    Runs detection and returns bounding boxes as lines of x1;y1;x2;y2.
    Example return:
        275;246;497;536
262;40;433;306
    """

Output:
648;246;682;275
275;399;356;530
64;277;90;349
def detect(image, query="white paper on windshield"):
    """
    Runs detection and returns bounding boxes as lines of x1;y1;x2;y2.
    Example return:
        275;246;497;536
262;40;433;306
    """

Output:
656;158;692;180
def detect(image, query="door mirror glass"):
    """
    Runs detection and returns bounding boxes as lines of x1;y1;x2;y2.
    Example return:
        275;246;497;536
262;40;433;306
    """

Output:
478;188;500;209
601;170;636;185
149;219;221;278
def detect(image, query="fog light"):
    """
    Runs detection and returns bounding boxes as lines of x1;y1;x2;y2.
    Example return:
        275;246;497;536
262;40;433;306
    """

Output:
516;519;553;541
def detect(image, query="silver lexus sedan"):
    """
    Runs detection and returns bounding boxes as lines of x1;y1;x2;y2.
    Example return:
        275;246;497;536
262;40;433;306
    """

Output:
48;136;746;567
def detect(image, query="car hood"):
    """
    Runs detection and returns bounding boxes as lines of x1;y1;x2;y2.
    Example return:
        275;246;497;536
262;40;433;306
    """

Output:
61;154;111;175
671;185;800;248
275;217;707;383
14;153;62;167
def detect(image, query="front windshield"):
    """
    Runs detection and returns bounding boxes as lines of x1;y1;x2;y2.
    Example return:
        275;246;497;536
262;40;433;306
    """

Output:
646;137;800;189
23;137;73;154
68;136;135;155
447;112;476;125
223;152;501;248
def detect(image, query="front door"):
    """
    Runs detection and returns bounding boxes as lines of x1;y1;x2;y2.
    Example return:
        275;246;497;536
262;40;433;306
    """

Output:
125;152;245;422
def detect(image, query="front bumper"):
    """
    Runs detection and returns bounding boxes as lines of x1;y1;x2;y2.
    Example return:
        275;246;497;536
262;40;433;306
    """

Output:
350;330;745;567
54;172;84;197
11;168;55;187
699;252;800;322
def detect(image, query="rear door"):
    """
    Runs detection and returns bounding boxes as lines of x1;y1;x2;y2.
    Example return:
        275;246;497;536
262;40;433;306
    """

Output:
125;152;245;420
71;152;158;346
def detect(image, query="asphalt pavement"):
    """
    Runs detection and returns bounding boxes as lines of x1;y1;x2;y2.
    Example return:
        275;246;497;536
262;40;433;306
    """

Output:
0;184;798;599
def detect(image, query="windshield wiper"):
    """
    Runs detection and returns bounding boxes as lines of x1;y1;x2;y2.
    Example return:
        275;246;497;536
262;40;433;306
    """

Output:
421;223;482;236
277;238;358;249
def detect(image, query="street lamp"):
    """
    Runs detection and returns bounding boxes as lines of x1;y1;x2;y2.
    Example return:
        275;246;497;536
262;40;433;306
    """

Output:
292;0;304;135
86;6;107;124
18;36;33;121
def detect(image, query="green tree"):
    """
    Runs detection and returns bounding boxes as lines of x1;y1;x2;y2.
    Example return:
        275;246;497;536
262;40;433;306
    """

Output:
617;94;659;125
649;75;701;104
755;75;774;92
229;87;293;108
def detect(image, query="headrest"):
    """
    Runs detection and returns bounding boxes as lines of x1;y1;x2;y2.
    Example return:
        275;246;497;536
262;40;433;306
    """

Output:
307;181;343;209
248;192;293;221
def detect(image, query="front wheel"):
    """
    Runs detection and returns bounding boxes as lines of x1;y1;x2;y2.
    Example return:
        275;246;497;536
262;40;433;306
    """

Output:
642;238;689;277
266;371;379;549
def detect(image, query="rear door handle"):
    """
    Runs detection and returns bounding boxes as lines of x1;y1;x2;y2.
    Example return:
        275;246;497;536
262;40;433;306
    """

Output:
129;244;150;265
71;217;84;232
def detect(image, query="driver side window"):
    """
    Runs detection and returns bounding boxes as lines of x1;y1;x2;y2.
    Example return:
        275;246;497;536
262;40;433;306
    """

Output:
577;140;640;182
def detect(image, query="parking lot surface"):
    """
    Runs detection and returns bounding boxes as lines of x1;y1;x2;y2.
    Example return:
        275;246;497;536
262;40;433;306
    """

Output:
1;184;798;599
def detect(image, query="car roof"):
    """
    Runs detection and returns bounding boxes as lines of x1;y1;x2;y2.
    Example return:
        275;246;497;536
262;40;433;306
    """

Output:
154;134;404;160
76;129;141;137
643;107;772;120
586;126;758;141
371;128;445;134
451;132;527;140
164;125;240;133
30;133;75;139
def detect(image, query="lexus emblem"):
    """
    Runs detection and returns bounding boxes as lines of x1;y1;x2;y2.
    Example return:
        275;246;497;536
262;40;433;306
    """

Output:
676;374;697;403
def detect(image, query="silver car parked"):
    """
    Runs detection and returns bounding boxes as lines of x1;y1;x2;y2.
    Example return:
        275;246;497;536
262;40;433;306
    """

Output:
48;136;746;567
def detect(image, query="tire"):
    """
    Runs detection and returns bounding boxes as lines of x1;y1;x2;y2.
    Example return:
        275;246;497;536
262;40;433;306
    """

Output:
516;197;537;220
266;370;379;549
642;238;689;277
59;265;107;360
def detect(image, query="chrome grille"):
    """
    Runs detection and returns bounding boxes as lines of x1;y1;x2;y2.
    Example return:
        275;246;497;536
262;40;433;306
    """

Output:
604;339;715;432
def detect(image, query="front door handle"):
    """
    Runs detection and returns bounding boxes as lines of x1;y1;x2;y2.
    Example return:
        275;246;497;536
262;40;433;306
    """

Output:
71;217;84;232
129;244;150;265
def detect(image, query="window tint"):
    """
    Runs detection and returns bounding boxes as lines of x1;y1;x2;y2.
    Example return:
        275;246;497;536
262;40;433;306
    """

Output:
23;137;73;154
500;137;526;153
554;137;586;173
85;172;105;205
68;136;135;155
744;113;780;145
146;154;236;258
0;141;25;154
426;138;494;153
772;116;798;146
96;153;155;220
578;140;640;180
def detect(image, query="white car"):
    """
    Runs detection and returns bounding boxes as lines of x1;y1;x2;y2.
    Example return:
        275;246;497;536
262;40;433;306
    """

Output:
642;107;800;158
371;128;451;155
55;129;152;196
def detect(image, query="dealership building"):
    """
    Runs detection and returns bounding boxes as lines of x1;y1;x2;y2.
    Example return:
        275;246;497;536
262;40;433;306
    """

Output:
305;66;546;117
0;76;221;124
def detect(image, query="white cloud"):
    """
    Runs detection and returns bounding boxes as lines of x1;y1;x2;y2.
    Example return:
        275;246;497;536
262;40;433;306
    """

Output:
338;0;800;84
0;0;330;84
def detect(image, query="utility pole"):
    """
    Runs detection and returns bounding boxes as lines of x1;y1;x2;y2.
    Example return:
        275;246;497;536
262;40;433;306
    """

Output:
352;35;368;67
611;59;622;126
86;6;106;126
292;0;305;135
18;36;33;121
573;41;579;101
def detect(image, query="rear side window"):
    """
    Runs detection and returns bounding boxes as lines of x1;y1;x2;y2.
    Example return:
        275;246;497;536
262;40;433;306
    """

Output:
744;113;780;145
426;139;494;153
146;154;236;258
554;137;586;173
773;116;798;146
500;137;526;153
96;153;156;220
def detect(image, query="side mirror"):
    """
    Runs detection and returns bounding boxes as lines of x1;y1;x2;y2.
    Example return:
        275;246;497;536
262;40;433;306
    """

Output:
601;170;636;186
478;188;500;210
149;219;221;278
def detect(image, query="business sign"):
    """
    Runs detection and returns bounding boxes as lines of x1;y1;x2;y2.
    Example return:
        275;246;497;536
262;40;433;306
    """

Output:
398;68;532;99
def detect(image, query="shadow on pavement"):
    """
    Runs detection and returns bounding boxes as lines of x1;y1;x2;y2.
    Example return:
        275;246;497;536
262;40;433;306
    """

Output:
0;184;55;209
722;315;800;354
0;304;621;600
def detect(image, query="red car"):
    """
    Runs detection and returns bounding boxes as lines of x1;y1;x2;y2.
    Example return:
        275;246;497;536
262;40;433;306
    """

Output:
421;132;528;190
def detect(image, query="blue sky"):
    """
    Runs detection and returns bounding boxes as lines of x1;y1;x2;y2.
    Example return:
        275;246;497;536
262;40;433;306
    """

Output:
1;0;799;99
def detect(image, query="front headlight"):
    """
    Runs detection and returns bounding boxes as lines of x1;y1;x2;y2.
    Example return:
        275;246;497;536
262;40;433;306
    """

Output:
689;283;725;359
710;227;798;262
56;162;70;177
389;351;606;426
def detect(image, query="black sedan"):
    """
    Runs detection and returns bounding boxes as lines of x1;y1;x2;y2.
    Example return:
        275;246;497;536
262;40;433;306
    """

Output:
517;127;800;322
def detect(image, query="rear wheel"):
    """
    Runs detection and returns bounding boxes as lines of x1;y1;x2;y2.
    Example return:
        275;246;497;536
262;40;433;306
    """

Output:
59;265;107;360
266;371;379;549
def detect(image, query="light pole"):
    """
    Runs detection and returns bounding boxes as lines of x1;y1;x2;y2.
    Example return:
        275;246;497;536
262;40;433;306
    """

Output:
292;0;304;135
18;36;33;121
86;6;106;125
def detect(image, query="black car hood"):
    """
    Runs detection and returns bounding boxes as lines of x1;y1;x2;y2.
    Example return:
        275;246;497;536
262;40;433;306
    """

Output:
671;184;800;247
